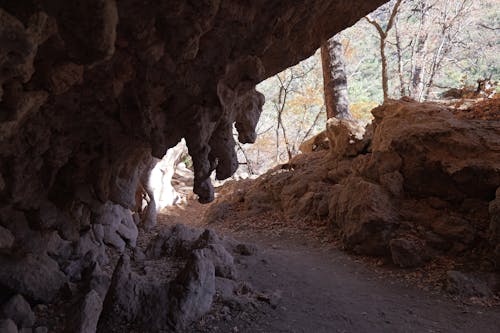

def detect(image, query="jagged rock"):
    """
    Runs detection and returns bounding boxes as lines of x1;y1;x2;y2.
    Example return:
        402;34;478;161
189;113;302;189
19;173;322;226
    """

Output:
203;244;237;280
0;253;66;303
390;237;428;268
0;294;35;328
169;249;216;329
146;224;203;258
70;290;103;333
0;319;18;333
446;271;494;298
329;177;397;255
0;225;14;250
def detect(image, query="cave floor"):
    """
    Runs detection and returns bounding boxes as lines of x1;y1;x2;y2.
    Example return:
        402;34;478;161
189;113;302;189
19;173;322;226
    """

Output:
156;200;500;333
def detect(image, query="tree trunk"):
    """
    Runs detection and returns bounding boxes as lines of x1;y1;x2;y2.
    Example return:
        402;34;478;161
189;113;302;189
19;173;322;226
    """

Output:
380;36;389;102
394;17;406;97
320;35;352;120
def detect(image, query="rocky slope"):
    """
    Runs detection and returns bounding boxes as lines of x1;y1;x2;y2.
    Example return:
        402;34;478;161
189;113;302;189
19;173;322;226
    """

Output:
209;100;500;273
0;1;388;331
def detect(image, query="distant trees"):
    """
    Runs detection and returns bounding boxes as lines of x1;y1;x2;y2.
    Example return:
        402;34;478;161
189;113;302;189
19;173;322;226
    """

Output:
365;0;402;102
364;0;492;102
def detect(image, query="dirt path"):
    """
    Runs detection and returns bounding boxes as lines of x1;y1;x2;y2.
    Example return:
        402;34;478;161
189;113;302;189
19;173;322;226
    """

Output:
158;202;500;333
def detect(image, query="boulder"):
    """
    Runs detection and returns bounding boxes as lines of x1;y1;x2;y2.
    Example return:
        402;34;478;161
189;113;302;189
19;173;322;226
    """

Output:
169;249;216;329
1;294;35;328
70;290;103;333
329;177;397;255
0;254;66;303
0;319;18;333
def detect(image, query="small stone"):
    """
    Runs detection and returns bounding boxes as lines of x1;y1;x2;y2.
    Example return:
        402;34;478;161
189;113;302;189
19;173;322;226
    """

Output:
1;294;36;328
0;319;18;333
446;271;493;298
234;243;257;256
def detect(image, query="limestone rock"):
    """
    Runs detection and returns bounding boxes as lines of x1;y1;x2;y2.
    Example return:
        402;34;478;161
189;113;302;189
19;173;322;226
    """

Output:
203;244;237;280
446;271;493;298
0;319;18;333
0;254;66;303
0;225;14;250
71;290;103;333
169;249;216;329
1;294;35;328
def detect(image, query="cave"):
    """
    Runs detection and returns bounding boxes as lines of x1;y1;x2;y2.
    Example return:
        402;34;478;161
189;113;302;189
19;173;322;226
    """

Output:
1;1;499;332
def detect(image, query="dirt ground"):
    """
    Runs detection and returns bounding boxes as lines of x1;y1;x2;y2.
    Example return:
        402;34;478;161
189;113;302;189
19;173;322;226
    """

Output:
156;199;500;333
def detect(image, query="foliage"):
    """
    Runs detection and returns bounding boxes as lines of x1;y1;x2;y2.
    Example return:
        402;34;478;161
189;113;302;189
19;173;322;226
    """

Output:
233;0;498;176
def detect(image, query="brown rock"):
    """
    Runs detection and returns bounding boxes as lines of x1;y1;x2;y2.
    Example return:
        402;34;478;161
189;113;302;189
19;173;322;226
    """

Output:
390;237;428;268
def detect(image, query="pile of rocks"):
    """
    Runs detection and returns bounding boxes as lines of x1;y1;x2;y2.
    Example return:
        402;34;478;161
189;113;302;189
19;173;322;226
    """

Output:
210;100;500;275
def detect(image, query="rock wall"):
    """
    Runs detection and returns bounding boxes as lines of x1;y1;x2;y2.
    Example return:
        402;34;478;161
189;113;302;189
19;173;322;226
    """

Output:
214;100;500;269
0;0;387;330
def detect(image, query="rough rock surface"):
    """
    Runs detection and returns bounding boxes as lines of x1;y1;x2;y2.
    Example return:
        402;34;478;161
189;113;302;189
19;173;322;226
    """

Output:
0;2;385;322
211;100;500;269
98;225;258;332
0;294;35;328
0;319;18;333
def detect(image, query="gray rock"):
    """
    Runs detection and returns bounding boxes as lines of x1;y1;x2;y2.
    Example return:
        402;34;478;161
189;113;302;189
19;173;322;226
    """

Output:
146;224;202;258
116;212;138;247
1;294;35;328
446;271;493;298
34;327;48;333
169;249;216;329
98;255;171;330
89;264;111;299
204;244;237;279
215;277;237;300
102;224;126;252
0;253;67;303
0;225;15;250
45;231;73;260
73;290;103;333
0;319;18;333
38;201;59;229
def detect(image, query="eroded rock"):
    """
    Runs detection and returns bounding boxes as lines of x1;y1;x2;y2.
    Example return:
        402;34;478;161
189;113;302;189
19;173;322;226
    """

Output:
0;294;35;328
0;254;66;303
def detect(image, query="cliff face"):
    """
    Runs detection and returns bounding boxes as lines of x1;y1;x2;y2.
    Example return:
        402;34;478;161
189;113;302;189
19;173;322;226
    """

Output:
0;0;386;322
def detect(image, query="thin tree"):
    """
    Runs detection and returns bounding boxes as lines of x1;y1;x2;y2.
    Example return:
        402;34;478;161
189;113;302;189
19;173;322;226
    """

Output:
365;0;403;102
320;35;352;119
